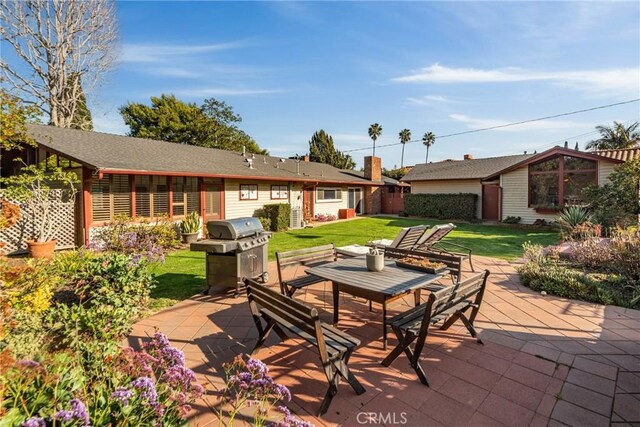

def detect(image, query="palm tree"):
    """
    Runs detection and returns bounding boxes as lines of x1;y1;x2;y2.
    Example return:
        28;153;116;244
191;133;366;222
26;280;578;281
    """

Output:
422;131;436;163
398;128;411;168
368;123;382;157
586;121;640;151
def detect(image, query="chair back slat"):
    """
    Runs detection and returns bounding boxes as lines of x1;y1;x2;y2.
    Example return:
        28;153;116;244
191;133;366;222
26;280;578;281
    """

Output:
246;280;319;337
428;271;488;316
276;244;336;267
389;225;429;250
416;223;456;248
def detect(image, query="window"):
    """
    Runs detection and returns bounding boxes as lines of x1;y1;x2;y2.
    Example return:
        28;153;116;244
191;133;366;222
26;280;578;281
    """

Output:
529;155;596;210
316;187;342;202
240;184;258;200
271;185;288;200
172;177;200;217
90;174;131;222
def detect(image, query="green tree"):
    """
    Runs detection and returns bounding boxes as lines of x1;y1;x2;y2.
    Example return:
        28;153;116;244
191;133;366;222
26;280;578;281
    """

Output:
584;158;640;227
308;130;356;170
0;89;39;151
422;131;436;163
68;74;93;131
119;94;267;154
382;167;410;181
586;121;640;151
398;128;411;168
368;123;382;157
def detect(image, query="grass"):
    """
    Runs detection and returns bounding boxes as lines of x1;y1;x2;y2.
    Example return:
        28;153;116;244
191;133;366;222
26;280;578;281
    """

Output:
149;216;559;311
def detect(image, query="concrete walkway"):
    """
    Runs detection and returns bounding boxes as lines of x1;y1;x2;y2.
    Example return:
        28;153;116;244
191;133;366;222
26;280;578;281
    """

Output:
127;256;640;426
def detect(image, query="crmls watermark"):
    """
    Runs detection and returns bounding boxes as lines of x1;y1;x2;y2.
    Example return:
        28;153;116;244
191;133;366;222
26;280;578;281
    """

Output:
356;412;408;425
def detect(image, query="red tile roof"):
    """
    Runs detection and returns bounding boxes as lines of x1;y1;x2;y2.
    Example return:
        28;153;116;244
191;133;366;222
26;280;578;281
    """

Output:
594;147;640;162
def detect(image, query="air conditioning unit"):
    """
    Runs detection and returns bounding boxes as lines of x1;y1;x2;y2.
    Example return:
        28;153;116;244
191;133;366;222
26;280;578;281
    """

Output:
290;207;302;229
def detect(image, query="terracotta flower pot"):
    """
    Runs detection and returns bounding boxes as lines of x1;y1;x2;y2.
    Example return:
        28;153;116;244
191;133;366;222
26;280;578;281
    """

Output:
27;240;56;259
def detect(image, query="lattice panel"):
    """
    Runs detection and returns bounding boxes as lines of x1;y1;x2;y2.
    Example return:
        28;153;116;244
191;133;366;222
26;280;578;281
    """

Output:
0;190;76;255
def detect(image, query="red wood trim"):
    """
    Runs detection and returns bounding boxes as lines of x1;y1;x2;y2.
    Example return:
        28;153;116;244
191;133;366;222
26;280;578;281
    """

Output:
130;175;136;218
168;176;173;219
82;167;92;246
199;178;205;221
239;183;258;201
498;186;503;221
98;169;380;186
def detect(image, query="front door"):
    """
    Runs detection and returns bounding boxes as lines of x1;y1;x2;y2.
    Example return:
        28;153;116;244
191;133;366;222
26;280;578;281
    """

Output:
303;187;314;221
203;184;222;222
482;184;500;221
348;188;363;214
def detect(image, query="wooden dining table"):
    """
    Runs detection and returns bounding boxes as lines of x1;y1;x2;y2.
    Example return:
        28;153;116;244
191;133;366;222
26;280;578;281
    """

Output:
306;255;448;349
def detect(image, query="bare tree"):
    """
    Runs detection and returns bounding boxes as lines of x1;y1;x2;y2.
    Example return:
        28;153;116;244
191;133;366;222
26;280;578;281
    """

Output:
0;0;118;127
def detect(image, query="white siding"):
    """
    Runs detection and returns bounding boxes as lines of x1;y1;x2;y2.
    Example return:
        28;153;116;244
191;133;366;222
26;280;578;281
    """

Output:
500;168;560;224
224;179;292;219
598;161;617;185
314;186;352;217
410;179;482;219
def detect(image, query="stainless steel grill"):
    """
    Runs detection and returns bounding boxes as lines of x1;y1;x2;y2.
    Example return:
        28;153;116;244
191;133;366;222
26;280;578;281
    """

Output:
190;217;272;296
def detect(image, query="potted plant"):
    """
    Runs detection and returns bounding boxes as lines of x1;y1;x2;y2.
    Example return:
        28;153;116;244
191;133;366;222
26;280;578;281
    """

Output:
0;162;78;258
180;211;201;244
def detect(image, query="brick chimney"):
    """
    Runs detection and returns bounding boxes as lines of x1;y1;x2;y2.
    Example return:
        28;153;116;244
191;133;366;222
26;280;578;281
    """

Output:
303;155;309;162
364;156;381;181
463;154;474;160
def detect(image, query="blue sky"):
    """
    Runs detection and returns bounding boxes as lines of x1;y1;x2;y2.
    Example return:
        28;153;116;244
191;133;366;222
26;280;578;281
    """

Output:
18;1;640;168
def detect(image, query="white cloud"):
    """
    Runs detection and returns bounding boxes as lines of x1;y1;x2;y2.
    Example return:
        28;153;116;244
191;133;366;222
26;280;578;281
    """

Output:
119;41;247;63
448;113;587;132
147;67;201;78
393;64;640;96
406;94;453;106
174;87;282;97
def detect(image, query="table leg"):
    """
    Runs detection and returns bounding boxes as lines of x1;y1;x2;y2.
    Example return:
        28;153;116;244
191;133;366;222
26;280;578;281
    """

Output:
333;282;339;325
382;300;387;350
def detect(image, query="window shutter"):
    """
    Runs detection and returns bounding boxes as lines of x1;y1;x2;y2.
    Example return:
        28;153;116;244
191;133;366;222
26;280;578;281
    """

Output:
112;175;131;217
153;176;169;216
136;176;151;217
91;176;111;222
185;177;200;214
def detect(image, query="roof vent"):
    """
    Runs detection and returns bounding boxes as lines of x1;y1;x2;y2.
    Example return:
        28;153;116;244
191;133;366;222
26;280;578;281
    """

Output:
463;154;473;160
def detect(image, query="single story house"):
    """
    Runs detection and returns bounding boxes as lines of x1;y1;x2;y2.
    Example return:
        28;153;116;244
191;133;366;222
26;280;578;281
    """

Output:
1;124;390;250
402;147;639;224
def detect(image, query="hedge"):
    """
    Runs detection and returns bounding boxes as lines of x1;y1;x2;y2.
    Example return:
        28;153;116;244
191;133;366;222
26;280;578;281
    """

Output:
404;193;478;220
262;203;291;231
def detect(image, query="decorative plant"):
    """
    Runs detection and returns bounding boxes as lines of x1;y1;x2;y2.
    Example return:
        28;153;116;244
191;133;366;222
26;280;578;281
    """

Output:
180;211;201;234
0;162;78;242
557;206;596;240
216;355;312;427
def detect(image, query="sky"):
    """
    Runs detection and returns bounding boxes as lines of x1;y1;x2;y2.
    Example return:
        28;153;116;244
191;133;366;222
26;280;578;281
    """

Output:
7;1;640;169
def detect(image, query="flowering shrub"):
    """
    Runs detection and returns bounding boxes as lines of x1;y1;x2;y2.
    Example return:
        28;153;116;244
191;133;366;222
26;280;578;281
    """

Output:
47;252;155;352
0;333;204;426
217;354;312;427
0;258;58;314
314;213;337;222
90;214;179;262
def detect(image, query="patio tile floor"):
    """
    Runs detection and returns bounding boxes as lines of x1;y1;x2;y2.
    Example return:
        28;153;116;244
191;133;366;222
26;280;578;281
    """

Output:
127;255;640;426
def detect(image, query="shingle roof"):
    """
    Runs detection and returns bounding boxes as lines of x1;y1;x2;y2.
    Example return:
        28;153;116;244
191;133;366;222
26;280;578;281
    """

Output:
401;153;534;181
340;170;408;186
593;147;640;162
27;124;377;185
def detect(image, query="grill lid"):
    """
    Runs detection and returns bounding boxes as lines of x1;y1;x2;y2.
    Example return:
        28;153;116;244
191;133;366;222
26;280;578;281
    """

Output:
206;217;265;240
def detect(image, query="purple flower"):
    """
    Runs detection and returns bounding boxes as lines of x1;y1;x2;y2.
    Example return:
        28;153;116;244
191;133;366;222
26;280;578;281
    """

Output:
246;357;269;376
162;365;197;391
144;332;185;368
111;387;135;406
21;418;45;427
54;410;74;422
274;405;314;427
131;376;159;407
274;383;292;402
17;360;40;369
70;399;91;426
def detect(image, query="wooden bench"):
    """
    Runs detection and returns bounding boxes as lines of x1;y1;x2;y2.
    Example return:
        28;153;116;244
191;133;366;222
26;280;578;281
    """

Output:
245;279;366;415
276;244;337;297
381;270;490;386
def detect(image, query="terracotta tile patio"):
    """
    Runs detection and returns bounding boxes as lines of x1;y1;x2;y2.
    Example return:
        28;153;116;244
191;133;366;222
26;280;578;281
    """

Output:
126;255;640;426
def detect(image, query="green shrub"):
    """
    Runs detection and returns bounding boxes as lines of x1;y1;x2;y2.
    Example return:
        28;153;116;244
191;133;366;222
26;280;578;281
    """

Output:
257;215;271;231
0;258;59;314
502;216;521;224
0;309;49;359
262;203;291;231
47;252;155;351
180;211;200;234
609;228;640;281
404;193;477;220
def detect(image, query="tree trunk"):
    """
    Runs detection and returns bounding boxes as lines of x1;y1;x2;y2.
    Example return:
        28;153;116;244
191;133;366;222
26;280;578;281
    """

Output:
401;144;405;168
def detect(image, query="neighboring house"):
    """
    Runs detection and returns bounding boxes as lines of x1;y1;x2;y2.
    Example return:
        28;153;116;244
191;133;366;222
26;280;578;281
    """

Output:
1;124;387;251
402;147;639;224
341;169;410;215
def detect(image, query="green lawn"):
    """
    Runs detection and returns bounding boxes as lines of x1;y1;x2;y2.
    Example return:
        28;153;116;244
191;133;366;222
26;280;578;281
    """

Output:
149;217;559;311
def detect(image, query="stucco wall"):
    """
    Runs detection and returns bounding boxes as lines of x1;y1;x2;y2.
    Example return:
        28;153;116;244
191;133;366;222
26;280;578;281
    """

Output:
410;179;482;219
314;186;352;217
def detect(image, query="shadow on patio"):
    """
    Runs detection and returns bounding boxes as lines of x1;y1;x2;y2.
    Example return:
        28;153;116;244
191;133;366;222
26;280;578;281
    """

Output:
126;256;640;427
